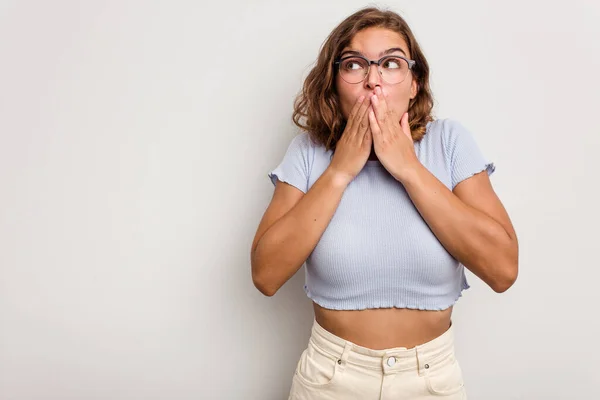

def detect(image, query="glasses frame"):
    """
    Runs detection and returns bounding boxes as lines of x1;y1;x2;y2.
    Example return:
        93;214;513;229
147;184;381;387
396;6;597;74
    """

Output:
334;54;416;85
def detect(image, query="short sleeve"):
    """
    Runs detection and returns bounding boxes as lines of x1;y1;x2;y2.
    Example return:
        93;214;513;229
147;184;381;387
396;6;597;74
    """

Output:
268;133;313;193
442;119;495;190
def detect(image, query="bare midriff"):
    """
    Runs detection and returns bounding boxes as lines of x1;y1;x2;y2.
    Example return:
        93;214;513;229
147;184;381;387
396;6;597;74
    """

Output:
313;302;453;350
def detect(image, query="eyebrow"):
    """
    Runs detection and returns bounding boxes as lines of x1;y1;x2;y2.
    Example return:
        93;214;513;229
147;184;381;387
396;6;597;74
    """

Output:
340;47;407;58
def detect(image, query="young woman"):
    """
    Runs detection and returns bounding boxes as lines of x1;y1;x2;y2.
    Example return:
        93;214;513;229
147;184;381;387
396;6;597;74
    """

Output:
251;7;518;399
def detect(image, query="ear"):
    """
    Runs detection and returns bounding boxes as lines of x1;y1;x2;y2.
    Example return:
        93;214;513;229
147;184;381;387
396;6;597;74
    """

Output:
410;78;418;99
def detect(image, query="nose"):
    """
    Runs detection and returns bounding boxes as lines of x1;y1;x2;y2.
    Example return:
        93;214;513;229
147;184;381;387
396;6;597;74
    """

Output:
364;62;382;90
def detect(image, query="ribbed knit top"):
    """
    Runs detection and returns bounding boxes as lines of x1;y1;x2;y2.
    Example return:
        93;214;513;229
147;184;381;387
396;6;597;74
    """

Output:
268;118;495;311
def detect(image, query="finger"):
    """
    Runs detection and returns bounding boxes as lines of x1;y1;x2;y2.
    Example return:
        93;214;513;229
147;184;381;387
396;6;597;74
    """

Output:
378;87;399;131
352;97;372;138
362;125;373;147
400;112;412;139
371;89;391;128
375;87;400;136
346;95;365;132
359;110;372;144
376;86;388;103
356;96;372;124
368;109;381;138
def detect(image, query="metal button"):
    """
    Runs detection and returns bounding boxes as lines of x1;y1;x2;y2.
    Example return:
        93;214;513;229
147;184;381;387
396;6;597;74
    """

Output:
424;364;430;369
337;359;342;365
387;357;396;367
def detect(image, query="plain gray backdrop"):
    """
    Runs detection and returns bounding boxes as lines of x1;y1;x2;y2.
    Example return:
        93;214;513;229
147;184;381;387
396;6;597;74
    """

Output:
1;1;598;399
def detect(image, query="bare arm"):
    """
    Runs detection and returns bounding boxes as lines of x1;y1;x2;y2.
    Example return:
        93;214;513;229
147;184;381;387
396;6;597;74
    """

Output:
402;166;519;293
251;169;349;296
251;95;374;296
368;87;518;293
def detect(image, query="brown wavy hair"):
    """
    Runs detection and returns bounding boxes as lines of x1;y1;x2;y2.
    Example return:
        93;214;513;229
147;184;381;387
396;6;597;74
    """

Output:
292;6;435;150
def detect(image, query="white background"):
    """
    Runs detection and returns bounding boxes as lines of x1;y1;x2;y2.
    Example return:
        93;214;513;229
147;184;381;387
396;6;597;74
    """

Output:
1;1;598;399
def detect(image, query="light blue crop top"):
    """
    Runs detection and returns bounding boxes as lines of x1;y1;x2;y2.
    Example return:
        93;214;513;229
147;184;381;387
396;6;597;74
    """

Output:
268;118;495;311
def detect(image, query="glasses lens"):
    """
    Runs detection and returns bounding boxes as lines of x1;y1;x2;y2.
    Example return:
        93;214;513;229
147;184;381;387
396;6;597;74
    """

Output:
339;57;368;84
380;56;409;84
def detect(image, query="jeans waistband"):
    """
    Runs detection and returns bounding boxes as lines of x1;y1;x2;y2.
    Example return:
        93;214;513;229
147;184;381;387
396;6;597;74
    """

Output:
310;318;455;374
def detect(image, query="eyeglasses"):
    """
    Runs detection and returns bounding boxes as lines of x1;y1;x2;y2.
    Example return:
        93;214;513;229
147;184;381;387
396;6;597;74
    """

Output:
334;54;416;85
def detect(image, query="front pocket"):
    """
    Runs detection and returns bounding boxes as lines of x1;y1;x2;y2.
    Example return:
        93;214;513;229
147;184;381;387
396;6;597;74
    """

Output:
424;353;465;396
295;339;341;388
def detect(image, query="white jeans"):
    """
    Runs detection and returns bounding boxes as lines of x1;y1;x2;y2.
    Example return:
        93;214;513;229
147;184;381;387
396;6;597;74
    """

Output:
288;319;467;399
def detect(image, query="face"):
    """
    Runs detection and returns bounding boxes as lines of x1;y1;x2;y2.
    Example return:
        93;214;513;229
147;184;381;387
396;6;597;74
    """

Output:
335;27;418;121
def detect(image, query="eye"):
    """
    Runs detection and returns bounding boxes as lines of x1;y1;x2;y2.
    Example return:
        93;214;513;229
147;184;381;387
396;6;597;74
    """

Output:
341;57;367;71
382;57;403;69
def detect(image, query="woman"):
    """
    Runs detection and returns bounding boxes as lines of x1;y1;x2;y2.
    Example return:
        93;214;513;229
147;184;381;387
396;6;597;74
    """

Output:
251;7;518;400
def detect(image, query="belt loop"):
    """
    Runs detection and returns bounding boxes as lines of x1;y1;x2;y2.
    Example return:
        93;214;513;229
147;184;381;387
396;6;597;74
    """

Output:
337;342;353;372
415;347;427;377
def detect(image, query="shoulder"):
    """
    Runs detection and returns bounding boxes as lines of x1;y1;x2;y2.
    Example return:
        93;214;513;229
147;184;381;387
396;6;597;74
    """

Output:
294;131;313;145
421;118;472;145
285;131;319;153
422;118;485;158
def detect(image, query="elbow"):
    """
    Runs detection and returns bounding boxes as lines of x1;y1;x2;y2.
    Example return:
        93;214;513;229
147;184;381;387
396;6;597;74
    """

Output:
489;236;519;293
490;261;519;293
252;274;279;297
251;252;280;297
490;276;516;293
